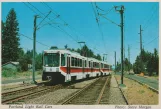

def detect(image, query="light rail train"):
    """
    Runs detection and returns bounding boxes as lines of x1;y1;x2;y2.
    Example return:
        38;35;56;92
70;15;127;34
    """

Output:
42;49;111;84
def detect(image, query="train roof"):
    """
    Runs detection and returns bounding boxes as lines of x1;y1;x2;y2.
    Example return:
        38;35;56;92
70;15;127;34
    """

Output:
44;49;109;65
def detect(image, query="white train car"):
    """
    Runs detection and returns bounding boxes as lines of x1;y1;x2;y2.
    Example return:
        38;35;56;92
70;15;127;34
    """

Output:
42;49;110;84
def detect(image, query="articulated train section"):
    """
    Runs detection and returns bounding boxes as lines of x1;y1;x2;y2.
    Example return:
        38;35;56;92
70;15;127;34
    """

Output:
42;49;111;84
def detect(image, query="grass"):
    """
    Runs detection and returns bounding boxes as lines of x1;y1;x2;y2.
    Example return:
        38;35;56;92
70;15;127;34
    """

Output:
2;68;42;79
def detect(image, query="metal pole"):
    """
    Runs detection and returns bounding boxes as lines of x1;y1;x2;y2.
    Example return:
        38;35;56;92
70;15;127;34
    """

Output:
115;51;116;73
120;6;124;84
139;25;143;72
140;25;142;53
128;45;130;72
32;15;38;84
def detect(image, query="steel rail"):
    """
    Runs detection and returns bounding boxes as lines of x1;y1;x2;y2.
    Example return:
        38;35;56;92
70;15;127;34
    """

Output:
2;86;39;96
96;76;110;104
60;78;100;105
2;85;62;104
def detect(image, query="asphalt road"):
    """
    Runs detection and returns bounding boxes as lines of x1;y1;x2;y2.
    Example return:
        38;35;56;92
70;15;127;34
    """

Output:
115;72;158;90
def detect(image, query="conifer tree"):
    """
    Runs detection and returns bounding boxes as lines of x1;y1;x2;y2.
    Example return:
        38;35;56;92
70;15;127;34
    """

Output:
2;8;20;64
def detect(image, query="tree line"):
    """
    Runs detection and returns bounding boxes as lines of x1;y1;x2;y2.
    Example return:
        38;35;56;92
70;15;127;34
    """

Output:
65;45;102;61
115;48;159;76
115;58;133;72
133;48;159;76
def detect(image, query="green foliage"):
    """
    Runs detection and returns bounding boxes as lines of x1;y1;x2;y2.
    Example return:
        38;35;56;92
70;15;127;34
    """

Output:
133;56;143;74
2;67;17;77
35;53;43;70
18;55;28;71
69;45;102;61
115;58;132;72
17;50;42;71
2;8;20;64
50;46;58;49
133;48;159;76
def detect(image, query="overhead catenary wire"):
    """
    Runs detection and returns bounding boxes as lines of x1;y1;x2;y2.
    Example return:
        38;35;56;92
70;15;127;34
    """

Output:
23;2;110;58
97;6;114;15
92;2;107;51
42;2;107;55
26;3;79;42
142;4;158;28
41;2;84;42
142;5;158;31
19;33;50;47
23;2;38;14
144;36;159;47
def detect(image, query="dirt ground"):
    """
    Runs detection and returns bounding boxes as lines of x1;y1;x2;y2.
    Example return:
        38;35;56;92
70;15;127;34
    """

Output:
115;75;158;105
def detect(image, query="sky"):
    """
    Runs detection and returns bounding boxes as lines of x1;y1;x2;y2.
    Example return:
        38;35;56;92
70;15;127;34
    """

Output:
1;2;159;65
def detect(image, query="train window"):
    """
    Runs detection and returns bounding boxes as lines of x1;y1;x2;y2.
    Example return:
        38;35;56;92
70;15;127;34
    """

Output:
44;53;59;67
61;54;65;66
80;59;82;67
104;64;107;68
77;58;80;67
96;63;98;68
89;61;90;67
74;58;77;66
72;57;74;66
85;60;86;67
101;63;103;68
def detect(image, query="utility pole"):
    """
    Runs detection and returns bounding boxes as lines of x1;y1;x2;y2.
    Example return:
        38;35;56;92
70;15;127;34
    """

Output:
115;51;116;73
78;41;85;56
103;54;108;62
128;45;130;72
115;5;124;85
139;25;143;72
32;15;39;84
139;25;143;53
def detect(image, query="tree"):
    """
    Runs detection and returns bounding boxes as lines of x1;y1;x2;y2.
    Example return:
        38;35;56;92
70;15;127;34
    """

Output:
2;8;20;64
50;46;58;49
116;61;121;72
69;45;102;61
35;53;43;70
133;48;159;76
95;54;102;61
133;56;143;74
18;55;28;71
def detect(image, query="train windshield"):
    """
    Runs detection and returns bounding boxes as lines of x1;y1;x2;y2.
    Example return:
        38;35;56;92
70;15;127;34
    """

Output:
44;53;60;67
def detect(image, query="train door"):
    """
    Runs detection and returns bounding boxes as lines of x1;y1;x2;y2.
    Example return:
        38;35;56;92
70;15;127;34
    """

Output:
66;55;71;82
91;61;93;73
82;59;85;79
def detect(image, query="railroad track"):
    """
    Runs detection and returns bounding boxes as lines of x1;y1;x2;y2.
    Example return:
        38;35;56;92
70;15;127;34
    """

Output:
2;84;31;92
2;84;62;104
61;76;111;105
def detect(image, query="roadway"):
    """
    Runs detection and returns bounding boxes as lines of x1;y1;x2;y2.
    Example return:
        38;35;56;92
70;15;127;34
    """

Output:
115;72;158;91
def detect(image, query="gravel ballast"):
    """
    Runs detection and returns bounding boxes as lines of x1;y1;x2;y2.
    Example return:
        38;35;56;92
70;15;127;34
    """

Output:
24;78;97;104
25;89;78;104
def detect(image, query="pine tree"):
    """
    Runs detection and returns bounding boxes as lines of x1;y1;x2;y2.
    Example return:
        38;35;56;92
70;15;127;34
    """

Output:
2;8;20;64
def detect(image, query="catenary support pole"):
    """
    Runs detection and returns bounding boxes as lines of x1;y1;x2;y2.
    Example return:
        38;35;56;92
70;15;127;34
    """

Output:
32;15;38;84
120;6;124;84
